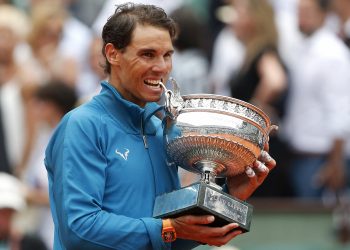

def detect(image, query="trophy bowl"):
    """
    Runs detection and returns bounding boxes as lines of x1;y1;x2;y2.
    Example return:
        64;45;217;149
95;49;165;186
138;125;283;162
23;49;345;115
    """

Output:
163;94;271;178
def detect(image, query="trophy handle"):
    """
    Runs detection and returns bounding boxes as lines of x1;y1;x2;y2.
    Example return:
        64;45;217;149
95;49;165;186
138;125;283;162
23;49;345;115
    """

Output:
268;124;279;135
159;78;184;120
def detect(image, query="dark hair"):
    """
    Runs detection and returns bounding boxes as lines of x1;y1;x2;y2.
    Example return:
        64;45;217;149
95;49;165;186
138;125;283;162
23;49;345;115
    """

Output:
317;0;330;11
170;6;206;52
35;81;77;114
101;2;178;74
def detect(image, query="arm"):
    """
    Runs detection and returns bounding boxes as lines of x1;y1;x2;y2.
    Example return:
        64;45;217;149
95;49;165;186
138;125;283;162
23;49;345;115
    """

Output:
254;51;287;105
314;57;350;191
316;139;347;190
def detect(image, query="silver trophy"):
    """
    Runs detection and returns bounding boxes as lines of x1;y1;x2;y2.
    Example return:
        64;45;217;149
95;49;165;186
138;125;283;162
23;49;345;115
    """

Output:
153;79;275;232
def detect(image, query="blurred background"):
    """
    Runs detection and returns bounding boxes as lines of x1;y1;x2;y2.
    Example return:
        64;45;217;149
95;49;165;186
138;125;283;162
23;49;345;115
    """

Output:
0;0;349;249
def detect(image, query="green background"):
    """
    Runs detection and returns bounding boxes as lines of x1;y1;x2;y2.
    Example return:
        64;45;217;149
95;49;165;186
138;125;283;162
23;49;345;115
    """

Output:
194;199;350;250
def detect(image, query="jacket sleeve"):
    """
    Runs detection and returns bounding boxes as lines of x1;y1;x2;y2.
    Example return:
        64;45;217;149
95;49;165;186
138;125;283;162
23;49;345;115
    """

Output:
47;113;170;250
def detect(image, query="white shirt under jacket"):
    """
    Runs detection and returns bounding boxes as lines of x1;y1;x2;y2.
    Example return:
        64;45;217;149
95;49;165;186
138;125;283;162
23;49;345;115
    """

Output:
282;27;350;154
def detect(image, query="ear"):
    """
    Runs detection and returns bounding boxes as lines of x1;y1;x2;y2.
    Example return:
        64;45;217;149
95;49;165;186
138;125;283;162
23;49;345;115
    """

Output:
105;43;120;66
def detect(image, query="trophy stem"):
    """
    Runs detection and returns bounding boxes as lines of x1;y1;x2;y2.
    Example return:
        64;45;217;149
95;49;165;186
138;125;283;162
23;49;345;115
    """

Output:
201;171;214;184
195;160;225;190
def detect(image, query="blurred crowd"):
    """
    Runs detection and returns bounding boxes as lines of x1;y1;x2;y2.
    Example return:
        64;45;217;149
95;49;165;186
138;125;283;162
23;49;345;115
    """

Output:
0;0;350;249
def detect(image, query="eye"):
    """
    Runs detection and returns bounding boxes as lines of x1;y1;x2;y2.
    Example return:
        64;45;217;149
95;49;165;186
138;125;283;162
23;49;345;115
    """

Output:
164;52;173;60
143;52;154;58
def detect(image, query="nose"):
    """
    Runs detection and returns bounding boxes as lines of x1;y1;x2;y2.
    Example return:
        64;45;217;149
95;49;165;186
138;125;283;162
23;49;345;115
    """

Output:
152;57;170;73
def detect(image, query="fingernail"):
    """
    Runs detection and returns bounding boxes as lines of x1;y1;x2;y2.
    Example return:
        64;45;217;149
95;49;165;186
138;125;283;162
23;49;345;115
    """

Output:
261;151;273;162
230;223;239;228
245;166;255;177
257;162;269;172
208;216;215;223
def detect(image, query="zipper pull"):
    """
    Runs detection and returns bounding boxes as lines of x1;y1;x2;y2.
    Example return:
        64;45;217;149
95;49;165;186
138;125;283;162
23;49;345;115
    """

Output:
143;135;148;149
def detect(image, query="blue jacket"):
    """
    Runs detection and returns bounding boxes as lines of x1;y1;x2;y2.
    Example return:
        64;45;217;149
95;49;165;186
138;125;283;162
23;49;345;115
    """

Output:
45;82;198;250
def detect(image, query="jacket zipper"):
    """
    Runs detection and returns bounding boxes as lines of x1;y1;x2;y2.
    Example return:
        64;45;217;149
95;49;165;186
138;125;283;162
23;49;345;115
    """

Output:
141;119;148;149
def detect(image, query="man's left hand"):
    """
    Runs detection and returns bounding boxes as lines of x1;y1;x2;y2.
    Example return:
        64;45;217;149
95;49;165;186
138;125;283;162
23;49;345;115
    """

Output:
226;144;276;200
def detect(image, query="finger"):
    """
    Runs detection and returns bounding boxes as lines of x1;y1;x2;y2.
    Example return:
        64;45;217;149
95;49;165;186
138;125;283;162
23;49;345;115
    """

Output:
222;229;243;242
263;141;270;152
207;229;243;247
175;215;215;225
203;223;240;238
245;166;255;178
252;160;269;174
259;150;276;170
246;167;259;186
252;161;269;184
221;223;240;235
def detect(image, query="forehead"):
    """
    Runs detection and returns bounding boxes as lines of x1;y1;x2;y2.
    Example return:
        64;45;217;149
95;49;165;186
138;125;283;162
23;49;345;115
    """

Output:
299;0;317;8
128;24;173;51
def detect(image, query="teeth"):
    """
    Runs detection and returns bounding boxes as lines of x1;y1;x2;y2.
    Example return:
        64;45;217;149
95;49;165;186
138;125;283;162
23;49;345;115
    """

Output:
145;79;161;86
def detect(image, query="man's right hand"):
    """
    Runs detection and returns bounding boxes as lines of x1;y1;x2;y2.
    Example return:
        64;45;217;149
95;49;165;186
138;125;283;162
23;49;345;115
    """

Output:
171;215;242;247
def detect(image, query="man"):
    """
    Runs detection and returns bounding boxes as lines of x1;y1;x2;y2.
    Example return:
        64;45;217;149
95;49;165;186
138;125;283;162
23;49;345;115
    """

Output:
23;81;78;249
282;0;350;198
45;3;276;249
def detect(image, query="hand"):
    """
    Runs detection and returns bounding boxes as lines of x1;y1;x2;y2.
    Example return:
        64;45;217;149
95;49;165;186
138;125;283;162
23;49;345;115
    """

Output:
314;139;347;191
171;215;242;247
314;158;347;191
226;143;276;200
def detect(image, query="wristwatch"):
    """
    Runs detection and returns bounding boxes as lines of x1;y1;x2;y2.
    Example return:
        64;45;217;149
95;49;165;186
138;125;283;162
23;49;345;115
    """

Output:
161;219;176;242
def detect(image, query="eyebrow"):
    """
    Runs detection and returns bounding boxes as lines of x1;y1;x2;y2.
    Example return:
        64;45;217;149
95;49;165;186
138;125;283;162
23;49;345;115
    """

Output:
138;48;175;55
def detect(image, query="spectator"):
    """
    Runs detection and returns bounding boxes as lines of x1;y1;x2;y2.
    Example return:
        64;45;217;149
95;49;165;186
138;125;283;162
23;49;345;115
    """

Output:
170;6;211;95
227;0;290;197
282;0;350;198
228;0;288;122
0;4;31;174
25;2;78;87
21;81;78;249
209;4;245;97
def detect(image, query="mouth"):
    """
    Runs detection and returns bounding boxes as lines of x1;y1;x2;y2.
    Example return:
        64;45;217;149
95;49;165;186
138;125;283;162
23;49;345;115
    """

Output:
144;79;163;88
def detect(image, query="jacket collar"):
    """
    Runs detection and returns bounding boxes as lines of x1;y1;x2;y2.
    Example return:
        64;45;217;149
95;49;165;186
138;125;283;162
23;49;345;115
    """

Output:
96;81;163;135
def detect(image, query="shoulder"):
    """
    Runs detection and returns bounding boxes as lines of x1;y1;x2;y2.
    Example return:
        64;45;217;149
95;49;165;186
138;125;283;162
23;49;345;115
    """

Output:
45;103;105;163
52;100;106;141
312;29;350;61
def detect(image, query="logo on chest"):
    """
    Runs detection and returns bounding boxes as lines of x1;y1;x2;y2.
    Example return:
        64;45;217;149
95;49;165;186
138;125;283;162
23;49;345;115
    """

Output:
115;148;130;160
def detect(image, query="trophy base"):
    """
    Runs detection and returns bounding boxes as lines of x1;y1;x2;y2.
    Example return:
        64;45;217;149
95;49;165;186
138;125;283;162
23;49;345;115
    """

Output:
153;182;253;232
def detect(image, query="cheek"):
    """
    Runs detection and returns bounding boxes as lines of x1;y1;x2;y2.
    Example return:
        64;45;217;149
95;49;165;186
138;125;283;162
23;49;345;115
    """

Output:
166;60;172;72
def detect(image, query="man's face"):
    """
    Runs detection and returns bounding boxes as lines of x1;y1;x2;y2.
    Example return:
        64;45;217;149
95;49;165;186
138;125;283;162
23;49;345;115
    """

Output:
298;0;326;36
110;24;174;107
